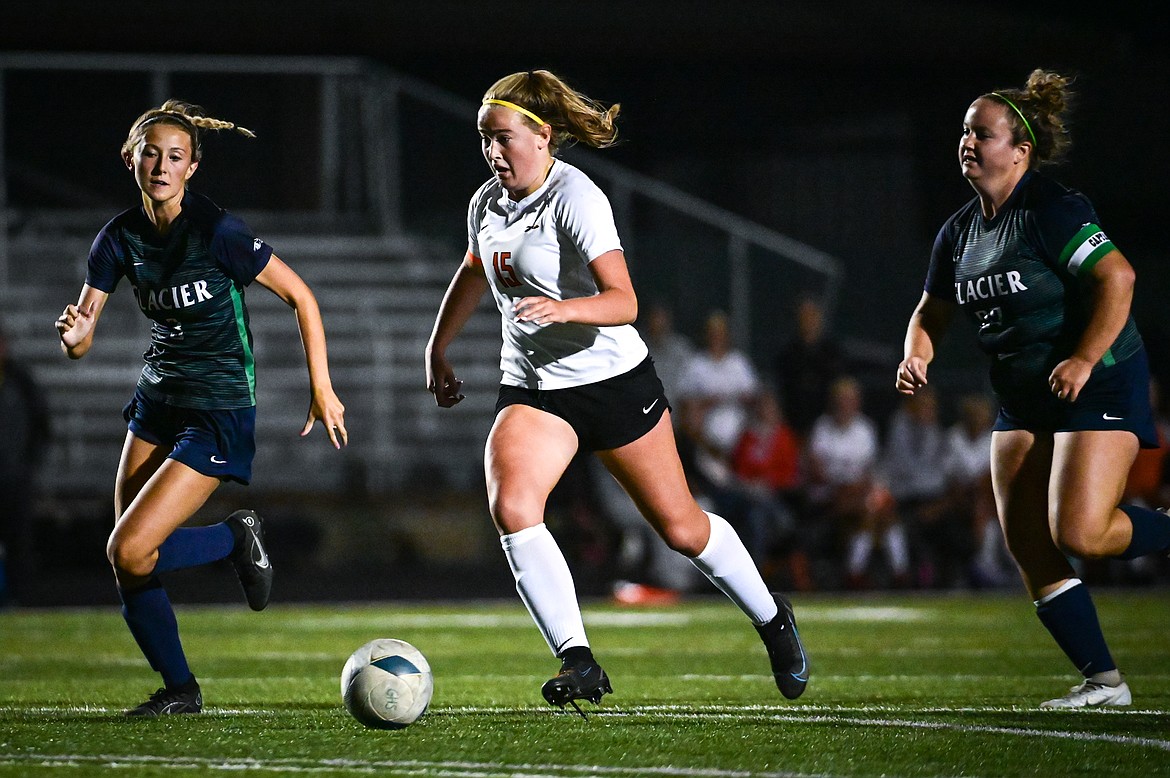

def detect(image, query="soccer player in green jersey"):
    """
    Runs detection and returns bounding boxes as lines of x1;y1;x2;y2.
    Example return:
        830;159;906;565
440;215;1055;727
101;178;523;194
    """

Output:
56;100;347;715
896;70;1170;707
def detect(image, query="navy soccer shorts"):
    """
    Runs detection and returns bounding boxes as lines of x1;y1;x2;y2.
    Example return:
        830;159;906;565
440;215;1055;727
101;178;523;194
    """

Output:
123;388;257;484
993;349;1159;448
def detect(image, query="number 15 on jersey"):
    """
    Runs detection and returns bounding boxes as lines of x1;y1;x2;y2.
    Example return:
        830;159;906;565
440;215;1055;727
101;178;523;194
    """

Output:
493;251;521;288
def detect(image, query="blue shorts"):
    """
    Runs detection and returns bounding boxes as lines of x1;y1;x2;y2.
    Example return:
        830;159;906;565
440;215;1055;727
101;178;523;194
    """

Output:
993;350;1159;448
495;356;669;451
122;389;257;484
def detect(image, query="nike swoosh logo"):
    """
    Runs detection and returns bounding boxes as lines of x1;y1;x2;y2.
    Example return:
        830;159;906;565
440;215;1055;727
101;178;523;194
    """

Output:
1102;413;1124;421
524;198;551;232
210;456;227;464
554;637;573;655
250;528;269;569
642;399;659;414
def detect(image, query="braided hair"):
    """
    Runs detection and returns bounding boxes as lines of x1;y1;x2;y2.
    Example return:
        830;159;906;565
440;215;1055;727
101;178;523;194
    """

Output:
122;99;255;161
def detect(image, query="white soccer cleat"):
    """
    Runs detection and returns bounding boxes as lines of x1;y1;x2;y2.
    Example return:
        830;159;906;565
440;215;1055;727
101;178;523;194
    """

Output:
1040;679;1132;709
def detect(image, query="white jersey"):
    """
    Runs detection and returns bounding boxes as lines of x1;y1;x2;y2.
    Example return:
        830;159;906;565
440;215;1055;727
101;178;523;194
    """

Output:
467;159;648;389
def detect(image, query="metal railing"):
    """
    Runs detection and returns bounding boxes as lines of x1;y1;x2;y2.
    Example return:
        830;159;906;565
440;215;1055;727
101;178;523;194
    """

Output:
0;52;843;344
0;53;845;493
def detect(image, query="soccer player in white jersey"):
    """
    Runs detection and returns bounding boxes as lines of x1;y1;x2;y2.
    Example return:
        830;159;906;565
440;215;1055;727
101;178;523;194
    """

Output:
897;70;1170;707
425;70;809;714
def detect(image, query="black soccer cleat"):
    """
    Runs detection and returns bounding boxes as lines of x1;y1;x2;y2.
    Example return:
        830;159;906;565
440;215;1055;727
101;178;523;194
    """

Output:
755;593;809;700
227;509;273;611
125;678;203;716
541;651;613;718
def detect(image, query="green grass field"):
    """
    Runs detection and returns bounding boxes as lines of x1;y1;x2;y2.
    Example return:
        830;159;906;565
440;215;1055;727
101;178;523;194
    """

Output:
2;591;1168;777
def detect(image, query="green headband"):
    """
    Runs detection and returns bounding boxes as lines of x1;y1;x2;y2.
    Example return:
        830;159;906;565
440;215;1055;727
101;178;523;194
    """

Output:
991;92;1037;148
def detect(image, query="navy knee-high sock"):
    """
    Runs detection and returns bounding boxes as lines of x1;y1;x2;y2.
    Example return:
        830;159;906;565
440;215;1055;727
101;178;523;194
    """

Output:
1118;505;1170;560
118;577;192;689
155;523;235;574
1035;579;1115;678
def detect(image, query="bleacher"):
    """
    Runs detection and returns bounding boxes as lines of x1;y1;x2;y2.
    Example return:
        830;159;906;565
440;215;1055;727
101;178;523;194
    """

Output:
0;53;843;506
1;234;501;498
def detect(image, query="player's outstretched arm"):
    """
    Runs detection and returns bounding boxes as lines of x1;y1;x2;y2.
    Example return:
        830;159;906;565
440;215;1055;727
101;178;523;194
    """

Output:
255;254;347;448
56;285;109;359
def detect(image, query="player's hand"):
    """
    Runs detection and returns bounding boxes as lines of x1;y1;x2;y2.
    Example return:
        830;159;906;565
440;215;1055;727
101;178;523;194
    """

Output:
426;352;465;408
514;296;564;325
56;301;96;348
895;356;929;395
1049;357;1092;403
303;387;347;448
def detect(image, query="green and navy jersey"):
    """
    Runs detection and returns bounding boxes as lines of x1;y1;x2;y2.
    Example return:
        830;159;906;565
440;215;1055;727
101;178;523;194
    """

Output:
925;171;1142;398
86;191;273;410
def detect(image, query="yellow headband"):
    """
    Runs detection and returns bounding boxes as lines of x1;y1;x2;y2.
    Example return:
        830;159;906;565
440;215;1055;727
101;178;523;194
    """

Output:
482;98;547;128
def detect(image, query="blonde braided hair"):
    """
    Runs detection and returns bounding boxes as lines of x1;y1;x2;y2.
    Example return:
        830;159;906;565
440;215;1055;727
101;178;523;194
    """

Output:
122;99;255;161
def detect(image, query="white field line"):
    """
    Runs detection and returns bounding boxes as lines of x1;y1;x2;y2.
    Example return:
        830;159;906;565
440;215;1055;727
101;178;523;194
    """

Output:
281;605;930;632
0;753;828;778
3;704;1167;752
3;702;1168;717
585;707;1170;752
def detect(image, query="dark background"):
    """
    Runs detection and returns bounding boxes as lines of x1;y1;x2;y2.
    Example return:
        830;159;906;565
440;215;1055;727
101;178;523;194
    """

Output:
3;0;1168;381
2;1;1168;603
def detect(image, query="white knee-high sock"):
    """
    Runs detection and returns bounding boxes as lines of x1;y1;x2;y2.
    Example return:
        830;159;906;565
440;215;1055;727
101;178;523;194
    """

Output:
689;512;778;625
884;524;910;576
500;523;589;657
847;531;873;575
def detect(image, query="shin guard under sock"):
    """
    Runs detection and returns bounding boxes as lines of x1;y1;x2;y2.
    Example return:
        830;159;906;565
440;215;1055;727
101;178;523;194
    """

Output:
1118;505;1170;560
1035;579;1116;678
118;576;193;689
155;523;235;574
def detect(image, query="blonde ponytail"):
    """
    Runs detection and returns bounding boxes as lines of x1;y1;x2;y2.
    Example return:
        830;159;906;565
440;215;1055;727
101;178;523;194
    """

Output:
483;70;619;152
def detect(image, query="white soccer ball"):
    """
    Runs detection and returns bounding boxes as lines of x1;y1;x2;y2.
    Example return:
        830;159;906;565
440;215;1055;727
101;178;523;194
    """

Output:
340;638;433;729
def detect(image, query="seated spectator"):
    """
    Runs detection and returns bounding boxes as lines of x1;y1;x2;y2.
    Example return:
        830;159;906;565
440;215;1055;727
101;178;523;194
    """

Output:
733;391;801;497
676;310;760;464
938;393;1005;587
807;376;909;588
774;295;846;440
587;457;700;604
730;391;810;589
882;386;956;587
639;301;695;407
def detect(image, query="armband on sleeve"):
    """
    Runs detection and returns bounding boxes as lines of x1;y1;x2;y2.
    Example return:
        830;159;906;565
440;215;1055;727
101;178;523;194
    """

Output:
1059;224;1114;276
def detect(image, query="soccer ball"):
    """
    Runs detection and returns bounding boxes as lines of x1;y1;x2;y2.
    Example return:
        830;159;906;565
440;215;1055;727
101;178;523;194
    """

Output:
340;638;433;729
